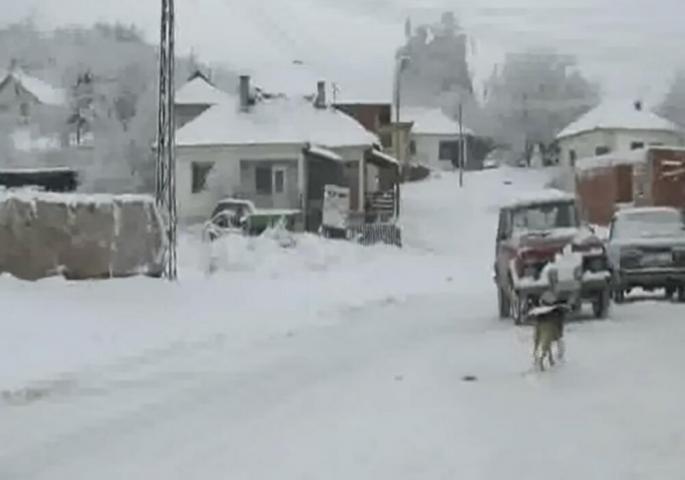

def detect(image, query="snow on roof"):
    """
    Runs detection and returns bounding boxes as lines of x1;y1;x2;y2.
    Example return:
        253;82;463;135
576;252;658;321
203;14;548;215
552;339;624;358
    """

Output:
502;189;575;209
0;70;66;106
305;145;344;162
575;149;648;173
399;107;474;136
614;206;681;218
0;189;154;206
176;96;378;148
175;76;232;106
556;101;681;140
368;148;400;167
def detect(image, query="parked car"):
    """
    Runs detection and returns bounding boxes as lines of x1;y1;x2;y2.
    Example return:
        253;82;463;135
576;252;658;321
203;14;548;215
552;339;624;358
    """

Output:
494;192;612;323
203;198;300;241
482;158;499;170
606;207;685;302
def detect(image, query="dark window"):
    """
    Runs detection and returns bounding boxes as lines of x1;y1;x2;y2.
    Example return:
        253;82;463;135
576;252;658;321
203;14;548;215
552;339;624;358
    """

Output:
256;166;272;194
439;141;460;161
595;146;610;156
380;133;393;148
569;149;577;167
191;162;214;194
378;108;391;126
409;140;417;155
19;102;30;117
630;141;645;150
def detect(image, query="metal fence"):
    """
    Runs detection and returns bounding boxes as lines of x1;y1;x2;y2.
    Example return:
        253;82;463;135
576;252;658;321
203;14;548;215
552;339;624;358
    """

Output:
348;223;402;248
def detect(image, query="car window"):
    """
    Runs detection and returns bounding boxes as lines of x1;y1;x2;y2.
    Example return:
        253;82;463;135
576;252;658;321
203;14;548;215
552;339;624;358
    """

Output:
511;202;576;233
614;210;685;239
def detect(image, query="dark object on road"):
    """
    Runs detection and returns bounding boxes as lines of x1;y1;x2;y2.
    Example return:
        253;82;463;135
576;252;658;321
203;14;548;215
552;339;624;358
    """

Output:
461;375;478;382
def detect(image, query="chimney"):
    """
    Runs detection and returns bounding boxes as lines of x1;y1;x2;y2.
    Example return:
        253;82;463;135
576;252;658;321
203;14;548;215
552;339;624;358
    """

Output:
315;81;326;109
634;100;642;112
239;75;251;112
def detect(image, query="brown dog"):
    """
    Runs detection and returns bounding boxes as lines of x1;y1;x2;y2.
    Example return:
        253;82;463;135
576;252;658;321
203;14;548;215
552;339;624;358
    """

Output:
531;304;566;371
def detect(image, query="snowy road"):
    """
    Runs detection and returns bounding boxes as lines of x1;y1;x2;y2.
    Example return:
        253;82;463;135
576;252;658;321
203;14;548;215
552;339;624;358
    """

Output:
2;169;685;479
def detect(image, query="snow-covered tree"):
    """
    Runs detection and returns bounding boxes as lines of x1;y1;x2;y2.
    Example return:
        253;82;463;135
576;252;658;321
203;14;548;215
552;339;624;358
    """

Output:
658;70;685;127
483;49;599;163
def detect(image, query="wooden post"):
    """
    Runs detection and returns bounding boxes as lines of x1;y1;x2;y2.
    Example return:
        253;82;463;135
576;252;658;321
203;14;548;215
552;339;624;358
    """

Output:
358;153;366;214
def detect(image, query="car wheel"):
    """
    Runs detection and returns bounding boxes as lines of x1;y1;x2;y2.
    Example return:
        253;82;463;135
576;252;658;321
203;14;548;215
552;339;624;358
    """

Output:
497;286;510;319
613;289;626;304
593;289;611;319
511;292;527;325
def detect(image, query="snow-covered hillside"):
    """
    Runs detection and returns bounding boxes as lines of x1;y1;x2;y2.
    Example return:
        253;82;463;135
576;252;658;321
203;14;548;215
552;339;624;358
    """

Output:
2;167;685;479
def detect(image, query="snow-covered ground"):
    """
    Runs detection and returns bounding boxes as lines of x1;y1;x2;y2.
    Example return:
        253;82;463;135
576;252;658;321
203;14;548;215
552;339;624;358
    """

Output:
2;167;685;479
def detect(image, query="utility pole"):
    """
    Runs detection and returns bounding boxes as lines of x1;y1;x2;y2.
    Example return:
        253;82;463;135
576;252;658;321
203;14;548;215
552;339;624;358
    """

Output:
458;102;464;187
156;0;177;280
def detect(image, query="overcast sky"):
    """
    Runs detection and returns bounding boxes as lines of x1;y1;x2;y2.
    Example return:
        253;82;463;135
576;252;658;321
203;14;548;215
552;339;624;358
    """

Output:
3;0;684;104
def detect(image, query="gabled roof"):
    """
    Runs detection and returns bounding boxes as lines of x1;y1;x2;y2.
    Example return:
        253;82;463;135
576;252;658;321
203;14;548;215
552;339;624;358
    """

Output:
176;96;378;148
399;107;473;136
0;69;66;106
556;101;681;140
175;76;231;106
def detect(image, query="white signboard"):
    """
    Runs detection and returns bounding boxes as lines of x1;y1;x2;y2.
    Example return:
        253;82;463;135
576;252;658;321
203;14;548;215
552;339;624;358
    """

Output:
322;184;350;230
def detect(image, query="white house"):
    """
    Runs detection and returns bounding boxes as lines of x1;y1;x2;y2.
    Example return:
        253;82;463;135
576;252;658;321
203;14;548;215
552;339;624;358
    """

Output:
0;68;67;153
556;101;683;190
174;77;381;223
399;107;473;171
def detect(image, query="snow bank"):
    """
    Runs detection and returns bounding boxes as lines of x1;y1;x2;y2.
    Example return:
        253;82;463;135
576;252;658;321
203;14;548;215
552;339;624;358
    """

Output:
0;191;165;280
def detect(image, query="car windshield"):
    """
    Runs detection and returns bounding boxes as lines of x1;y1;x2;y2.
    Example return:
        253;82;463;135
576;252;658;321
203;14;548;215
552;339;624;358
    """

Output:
613;210;685;239
511;202;577;234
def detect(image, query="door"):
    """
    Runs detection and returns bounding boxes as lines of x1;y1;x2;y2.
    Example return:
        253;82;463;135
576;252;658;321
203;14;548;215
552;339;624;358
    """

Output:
272;167;288;209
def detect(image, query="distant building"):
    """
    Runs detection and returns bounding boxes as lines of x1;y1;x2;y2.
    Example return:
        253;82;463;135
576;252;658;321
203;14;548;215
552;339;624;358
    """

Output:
556;101;684;190
399;107;473;171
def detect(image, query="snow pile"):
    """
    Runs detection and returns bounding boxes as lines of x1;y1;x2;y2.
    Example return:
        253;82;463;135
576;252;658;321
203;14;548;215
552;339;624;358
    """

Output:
557;100;680;139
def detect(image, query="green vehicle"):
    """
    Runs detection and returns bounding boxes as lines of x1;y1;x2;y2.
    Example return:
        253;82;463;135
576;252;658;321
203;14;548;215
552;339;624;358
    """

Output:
203;198;301;241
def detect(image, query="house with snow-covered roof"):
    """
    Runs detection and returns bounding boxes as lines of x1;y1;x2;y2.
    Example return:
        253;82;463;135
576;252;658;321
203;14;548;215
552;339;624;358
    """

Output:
555;100;684;190
0;68;69;153
399;107;474;171
174;71;232;129
175;76;400;227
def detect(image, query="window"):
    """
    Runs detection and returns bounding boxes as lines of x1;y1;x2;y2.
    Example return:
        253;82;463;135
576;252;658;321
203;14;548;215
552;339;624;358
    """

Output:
380;133;393;148
273;168;285;193
409;140;417;155
569;149;577;167
439;141;460;161
595;146;610;156
191;162;214;194
255;166;272;194
630;141;645;150
378;108;391;126
19;102;30;118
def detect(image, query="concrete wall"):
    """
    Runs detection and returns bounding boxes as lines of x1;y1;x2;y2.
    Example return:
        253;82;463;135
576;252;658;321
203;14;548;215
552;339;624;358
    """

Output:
0;193;165;281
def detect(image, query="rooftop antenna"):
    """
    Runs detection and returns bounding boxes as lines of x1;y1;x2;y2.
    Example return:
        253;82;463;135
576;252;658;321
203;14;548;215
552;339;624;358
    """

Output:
156;0;178;281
